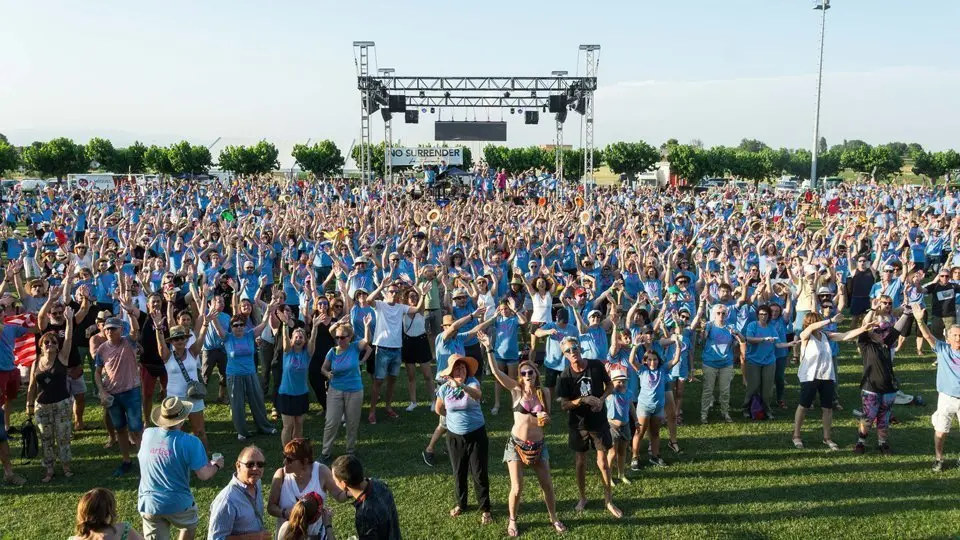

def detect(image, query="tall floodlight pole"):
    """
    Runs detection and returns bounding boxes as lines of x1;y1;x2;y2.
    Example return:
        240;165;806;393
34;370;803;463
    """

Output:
379;67;395;191
579;45;600;197
552;70;568;182
353;41;375;183
810;0;830;189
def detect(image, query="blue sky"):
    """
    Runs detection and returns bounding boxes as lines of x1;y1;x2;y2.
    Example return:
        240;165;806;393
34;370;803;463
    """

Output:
2;0;958;167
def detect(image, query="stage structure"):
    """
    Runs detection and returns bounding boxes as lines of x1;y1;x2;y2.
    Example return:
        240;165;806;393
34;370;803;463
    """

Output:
352;42;600;191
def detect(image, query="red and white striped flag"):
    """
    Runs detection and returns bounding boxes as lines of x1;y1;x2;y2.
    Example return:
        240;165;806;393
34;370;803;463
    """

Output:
5;313;37;368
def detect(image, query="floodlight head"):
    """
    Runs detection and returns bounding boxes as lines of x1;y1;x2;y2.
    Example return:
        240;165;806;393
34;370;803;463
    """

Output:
378;68;395;76
353;41;375;47
813;0;830;8
578;44;601;51
551;70;569;77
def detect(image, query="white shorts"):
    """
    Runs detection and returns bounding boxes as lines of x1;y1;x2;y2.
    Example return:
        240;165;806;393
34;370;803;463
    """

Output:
931;393;960;433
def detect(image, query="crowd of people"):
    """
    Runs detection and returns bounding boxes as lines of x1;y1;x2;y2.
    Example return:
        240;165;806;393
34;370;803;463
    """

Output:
1;172;959;538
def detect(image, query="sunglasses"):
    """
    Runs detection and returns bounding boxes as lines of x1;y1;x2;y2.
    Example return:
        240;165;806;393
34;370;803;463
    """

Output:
335;335;350;341
387;289;399;294
170;336;186;342
232;323;245;328
857;260;867;263
563;346;580;354
520;369;537;377
239;461;266;469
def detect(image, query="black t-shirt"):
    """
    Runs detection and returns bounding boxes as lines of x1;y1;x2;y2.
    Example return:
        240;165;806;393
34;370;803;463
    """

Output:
311;322;335;369
923;282;960;318
857;330;899;394
557;359;611;431
69;301;98;357
138;312;168;376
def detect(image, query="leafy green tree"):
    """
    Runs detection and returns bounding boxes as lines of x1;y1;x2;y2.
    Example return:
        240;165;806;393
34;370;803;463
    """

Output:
85;137;117;170
293;140;345;178
737;138;769;153
0;133;8;144
818;137;828;155
840;145;873;174
935;150;960;183
603;141;660;181
883;142;909;158
461;146;473;170
732;150;768;184
869;145;903;179
912;151;946;181
906;142;925;159
483;145;509;171
0;140;20;175
659;138;679;157
668;145;708;184
165;141;211;175
350;142;387;178
144;145;174;175
21;137;87;180
190;145;213;175
249;140;280;174
758;148;789;179
217;145;252;175
124;141;148;173
785;149;812;179
817;148;843;178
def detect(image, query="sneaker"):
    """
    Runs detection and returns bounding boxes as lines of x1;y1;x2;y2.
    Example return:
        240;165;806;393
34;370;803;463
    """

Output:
319;454;332;465
700;415;709;424
112;461;133;478
385;409;400;419
742;409;751;419
619;476;632;485
852;408;864;419
237;434;248;441
722;413;733;423
630;458;641;472
490;406;499;416
853;442;866;455
932;459;944;473
405;402;418;412
422;450;436;467
878;442;893;456
777;400;787;409
766;412;775;421
648;455;667;468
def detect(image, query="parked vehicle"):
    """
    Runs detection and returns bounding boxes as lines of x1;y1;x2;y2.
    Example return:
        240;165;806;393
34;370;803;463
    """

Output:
18;178;47;192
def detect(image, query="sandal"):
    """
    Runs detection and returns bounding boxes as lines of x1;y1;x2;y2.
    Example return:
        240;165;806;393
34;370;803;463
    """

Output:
103;437;117;449
3;473;25;486
823;439;840;451
63;468;74;478
41;469;54;483
553;521;567;534
667;441;683;454
792;438;804;449
507;518;518;537
480;512;493;525
449;506;462;518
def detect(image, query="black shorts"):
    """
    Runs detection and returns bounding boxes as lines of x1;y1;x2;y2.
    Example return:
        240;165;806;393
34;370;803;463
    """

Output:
568;425;612;453
899;312;927;338
402;333;432;365
544;367;563;388
366;345;377;375
799;379;836;409
275;392;310;416
464;343;484;381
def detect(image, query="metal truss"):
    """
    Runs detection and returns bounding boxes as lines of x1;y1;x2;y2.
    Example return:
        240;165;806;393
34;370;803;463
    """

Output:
358;76;596;93
405;96;551;108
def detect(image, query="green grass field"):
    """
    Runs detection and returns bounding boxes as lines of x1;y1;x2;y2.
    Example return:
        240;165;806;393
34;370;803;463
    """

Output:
2;340;959;540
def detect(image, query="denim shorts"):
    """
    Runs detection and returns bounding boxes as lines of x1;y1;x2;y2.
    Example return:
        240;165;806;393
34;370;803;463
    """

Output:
108;387;144;432
374;347;402;379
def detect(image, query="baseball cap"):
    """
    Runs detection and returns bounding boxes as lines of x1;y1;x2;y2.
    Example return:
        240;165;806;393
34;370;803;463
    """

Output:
452;288;468;299
882;264;895;272
104;317;123;329
817;287;832;296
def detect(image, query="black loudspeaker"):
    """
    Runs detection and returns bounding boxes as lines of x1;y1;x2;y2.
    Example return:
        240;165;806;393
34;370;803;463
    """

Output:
363;97;380;114
389;95;406;112
405;110;419;124
381;108;392;122
556;109;567;124
549;94;567;113
574;98;586;115
525;111;539;125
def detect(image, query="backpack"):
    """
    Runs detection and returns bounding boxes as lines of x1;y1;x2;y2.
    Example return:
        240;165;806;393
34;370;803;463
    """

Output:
749;394;766;421
19;419;39;460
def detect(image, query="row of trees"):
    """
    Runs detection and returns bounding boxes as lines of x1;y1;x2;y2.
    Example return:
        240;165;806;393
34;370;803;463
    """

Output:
2;133;958;184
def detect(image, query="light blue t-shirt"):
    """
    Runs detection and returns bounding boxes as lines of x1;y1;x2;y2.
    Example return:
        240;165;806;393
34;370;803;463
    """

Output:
637;361;670;412
0;324;30;371
327;343;363;393
137;428;207;515
434;333;466;382
224;329;257;376
494;315;520;361
437;377;484;435
606;387;632;423
934;340;960;397
702;322;735;369
744;321;778;366
541;322;578;372
279;349;310;396
580;325;609;361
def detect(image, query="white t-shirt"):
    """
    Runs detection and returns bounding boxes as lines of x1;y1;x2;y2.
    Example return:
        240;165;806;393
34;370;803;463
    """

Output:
372;300;409;348
798;333;835;382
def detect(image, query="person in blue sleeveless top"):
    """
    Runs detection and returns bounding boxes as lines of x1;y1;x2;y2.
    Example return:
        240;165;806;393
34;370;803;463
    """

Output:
320;317;373;463
275;318;315;446
628;334;682;467
700;304;746;424
210;308;277;441
490;297;528;416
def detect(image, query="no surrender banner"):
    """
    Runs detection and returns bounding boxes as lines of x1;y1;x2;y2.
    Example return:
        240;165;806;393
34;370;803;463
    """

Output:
387;147;463;166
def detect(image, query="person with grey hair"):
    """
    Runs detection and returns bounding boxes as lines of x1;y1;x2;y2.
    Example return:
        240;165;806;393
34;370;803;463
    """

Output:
556;335;621;518
699;303;744;424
